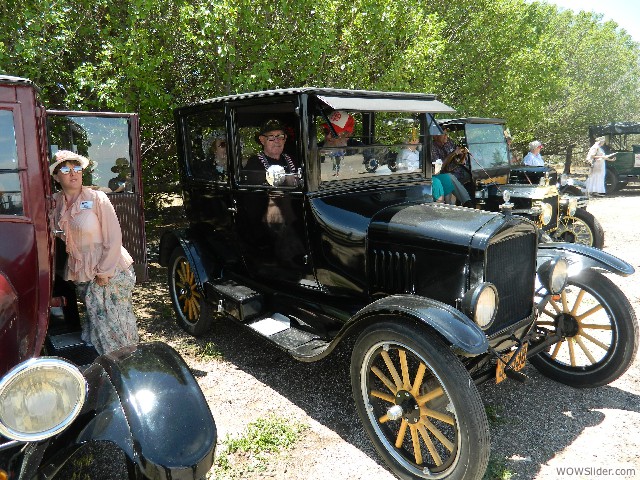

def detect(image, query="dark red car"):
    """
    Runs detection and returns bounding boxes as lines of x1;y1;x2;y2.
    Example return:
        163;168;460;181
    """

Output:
0;75;216;479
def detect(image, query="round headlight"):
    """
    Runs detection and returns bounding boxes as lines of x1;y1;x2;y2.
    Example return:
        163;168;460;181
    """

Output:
0;358;86;441
539;202;553;226
568;198;577;216
537;257;569;295
462;283;499;330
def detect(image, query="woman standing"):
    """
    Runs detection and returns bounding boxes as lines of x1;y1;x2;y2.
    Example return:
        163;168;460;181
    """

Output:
585;136;615;195
50;150;138;355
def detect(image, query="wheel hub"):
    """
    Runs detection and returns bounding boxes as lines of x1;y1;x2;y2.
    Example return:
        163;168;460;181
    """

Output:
556;313;580;337
392;390;420;424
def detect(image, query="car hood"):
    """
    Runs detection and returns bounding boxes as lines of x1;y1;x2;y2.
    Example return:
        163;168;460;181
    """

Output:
368;201;502;250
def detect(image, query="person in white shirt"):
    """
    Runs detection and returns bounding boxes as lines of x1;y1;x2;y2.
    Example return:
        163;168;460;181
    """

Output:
523;140;544;166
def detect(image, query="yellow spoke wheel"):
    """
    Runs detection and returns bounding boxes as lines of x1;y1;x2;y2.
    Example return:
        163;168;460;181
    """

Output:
351;320;489;480
168;249;212;336
532;270;638;387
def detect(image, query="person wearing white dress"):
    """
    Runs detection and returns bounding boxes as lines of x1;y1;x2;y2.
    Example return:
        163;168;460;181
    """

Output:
585;136;615;195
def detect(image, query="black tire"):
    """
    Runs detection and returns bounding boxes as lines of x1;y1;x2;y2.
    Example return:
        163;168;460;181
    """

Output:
531;270;638;387
168;248;213;336
351;320;489;480
605;167;618;194
364;158;379;173
554;208;605;248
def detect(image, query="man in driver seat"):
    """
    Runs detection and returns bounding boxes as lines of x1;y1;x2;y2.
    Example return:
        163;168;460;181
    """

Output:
245;120;298;182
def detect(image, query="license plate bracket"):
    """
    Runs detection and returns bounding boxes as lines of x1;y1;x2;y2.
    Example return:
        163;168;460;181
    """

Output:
496;343;528;384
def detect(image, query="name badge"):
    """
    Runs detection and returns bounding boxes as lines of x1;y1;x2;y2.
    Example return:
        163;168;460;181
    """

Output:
80;201;93;210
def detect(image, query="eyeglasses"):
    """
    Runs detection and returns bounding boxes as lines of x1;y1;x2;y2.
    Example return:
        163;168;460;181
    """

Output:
262;133;286;142
58;165;83;175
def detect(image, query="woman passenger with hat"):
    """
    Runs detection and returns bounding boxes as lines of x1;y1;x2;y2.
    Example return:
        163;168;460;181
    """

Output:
50;150;138;355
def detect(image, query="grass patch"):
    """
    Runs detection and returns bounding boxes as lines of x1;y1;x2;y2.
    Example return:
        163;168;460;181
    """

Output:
485;405;506;426
213;415;308;478
483;455;514;480
198;341;224;360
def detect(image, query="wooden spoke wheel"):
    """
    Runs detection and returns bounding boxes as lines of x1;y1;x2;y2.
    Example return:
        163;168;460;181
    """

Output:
351;321;489;480
168;249;212;336
532;270;638;387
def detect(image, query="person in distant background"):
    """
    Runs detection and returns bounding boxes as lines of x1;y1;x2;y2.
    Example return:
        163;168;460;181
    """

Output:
523;140;544;166
585;136;616;195
431;129;473;198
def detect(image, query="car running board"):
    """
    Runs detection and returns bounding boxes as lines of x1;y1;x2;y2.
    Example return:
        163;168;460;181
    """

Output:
246;313;330;358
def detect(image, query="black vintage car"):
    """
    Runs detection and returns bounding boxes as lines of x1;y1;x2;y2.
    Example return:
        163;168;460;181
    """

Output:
160;88;638;480
439;117;605;248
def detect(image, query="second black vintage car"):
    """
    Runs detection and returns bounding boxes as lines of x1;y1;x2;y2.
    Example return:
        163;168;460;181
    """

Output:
439;117;605;248
160;88;638;480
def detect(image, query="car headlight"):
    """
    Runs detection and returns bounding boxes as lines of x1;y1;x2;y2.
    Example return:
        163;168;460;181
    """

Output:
462;282;498;330
537;257;568;294
0;358;87;442
536;202;553;226
567;198;577;216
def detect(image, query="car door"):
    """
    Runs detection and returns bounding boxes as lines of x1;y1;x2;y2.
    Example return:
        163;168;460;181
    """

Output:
46;111;148;282
230;102;317;288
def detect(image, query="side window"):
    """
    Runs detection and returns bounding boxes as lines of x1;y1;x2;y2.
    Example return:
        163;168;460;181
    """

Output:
184;109;227;182
235;103;300;188
0;109;23;215
47;115;135;193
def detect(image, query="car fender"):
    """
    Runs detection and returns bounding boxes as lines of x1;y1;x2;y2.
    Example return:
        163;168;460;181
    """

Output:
538;242;634;277
351;295;488;355
49;342;216;479
159;229;212;287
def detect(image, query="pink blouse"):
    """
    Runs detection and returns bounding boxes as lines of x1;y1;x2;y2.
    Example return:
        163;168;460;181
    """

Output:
54;187;133;283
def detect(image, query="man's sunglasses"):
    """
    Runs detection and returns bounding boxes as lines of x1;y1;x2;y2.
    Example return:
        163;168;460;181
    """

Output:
58;165;83;175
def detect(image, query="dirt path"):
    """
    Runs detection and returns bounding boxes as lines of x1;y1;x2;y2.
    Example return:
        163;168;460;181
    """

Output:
137;188;640;480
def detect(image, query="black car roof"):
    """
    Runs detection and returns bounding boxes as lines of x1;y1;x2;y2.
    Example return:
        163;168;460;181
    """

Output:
179;87;455;114
589;122;640;136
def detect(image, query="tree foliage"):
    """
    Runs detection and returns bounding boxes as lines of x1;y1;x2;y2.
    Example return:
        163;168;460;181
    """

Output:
1;0;639;200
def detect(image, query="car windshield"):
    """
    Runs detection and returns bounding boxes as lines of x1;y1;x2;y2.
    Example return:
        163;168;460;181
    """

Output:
462;123;510;172
316;111;430;182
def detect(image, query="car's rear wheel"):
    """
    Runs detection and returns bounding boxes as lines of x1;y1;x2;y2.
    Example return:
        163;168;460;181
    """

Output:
605;167;618;194
168;248;213;336
554;208;604;248
351;321;489;480
531;270;638;387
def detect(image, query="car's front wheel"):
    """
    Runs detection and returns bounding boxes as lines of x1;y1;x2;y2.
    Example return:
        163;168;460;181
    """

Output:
531;270;638;387
553;208;604;248
351;320;489;480
168;248;213;336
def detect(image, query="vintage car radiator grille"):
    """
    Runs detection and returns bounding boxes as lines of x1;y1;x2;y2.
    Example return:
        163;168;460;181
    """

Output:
484;232;537;336
371;250;417;294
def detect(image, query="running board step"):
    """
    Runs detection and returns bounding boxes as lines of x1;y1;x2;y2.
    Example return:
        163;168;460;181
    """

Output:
247;313;330;358
205;280;263;321
46;332;98;366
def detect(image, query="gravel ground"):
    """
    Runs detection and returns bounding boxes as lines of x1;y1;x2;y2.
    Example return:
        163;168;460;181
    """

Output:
136;186;640;480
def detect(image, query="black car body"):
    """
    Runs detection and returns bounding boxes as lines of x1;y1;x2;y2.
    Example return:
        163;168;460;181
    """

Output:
160;88;637;480
0;75;216;479
440;117;605;248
